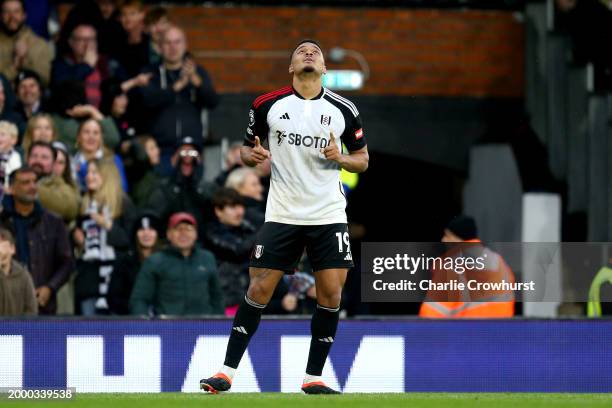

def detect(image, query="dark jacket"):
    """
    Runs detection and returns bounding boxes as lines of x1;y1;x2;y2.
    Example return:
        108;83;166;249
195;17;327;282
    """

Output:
107;250;141;315
0;260;37;316
146;167;214;237
140;63;219;149
243;196;265;229
51;53;123;88
204;219;257;306
129;246;223;316
0;195;73;314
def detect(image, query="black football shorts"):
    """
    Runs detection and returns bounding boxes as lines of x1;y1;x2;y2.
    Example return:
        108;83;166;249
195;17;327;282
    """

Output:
249;222;354;272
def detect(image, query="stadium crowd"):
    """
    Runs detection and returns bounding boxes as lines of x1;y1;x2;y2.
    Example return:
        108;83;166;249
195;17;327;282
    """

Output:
0;0;318;317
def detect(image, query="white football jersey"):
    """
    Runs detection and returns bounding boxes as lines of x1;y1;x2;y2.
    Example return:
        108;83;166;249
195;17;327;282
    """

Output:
244;86;366;225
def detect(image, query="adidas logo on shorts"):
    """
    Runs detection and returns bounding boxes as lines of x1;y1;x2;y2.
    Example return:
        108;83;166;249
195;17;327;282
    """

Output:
344;252;353;261
233;326;248;334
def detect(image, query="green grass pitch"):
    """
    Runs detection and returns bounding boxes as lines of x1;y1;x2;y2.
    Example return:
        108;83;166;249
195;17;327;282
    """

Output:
11;393;612;408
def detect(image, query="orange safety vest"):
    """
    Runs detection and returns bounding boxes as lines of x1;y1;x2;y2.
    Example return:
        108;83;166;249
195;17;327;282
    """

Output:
419;239;515;318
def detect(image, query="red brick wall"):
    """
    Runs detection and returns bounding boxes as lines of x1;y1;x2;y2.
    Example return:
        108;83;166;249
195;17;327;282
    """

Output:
61;5;525;97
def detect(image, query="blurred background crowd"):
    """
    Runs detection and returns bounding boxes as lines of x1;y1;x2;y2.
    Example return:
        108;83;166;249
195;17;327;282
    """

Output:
1;0;611;318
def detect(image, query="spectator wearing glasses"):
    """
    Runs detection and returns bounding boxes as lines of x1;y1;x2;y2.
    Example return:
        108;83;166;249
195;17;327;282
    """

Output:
51;23;124;109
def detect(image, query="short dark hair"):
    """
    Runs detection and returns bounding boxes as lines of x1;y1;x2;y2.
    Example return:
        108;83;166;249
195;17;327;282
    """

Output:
8;166;36;186
15;69;42;90
446;215;478;241
0;227;15;245
291;39;323;60
212;188;244;210
28;141;57;161
145;6;168;25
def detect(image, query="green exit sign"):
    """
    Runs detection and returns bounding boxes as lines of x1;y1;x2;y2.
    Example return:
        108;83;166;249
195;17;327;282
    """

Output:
322;70;364;90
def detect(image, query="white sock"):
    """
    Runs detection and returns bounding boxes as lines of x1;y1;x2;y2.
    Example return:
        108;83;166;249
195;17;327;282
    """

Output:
219;365;236;380
303;374;322;385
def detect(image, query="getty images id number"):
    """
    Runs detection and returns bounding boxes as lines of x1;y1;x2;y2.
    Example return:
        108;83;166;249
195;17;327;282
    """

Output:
0;388;75;400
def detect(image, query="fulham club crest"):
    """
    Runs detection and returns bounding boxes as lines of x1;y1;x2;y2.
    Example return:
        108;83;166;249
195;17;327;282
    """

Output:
320;115;332;126
254;245;264;259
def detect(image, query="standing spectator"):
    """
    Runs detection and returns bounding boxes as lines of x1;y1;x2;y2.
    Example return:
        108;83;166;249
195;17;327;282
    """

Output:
73;160;132;316
14;69;45;122
129;212;223;316
145;136;212;235
0;120;21;192
27;141;80;224
225;167;265;228
144;7;170;68
0;166;73;314
72;118;126;192
129;135;160;207
141;25;219;173
21;113;56;154
0;227;36;315
116;0;150;77
0;0;52;85
58;0;124;59
51;23;123;108
204;188;256;316
107;212;161;314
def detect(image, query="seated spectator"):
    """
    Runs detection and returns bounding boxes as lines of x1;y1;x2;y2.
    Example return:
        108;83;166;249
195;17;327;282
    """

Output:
144;6;170;68
21;113;56;154
49;80;120;152
51;23;124;108
72;118;127;192
0;78;23;133
107;211;161;314
0;120;21;192
141;25;219;174
116;0;150;78
204;188;256;316
265;272;317;315
0;0;52;85
419;216;515;318
0;227;36;315
51;141;78;193
73;159;133;316
129;212;223;316
0;166;73;314
14;69;46;122
225;167;265;228
141;135;160;169
27;141;80;224
146;136;214;235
